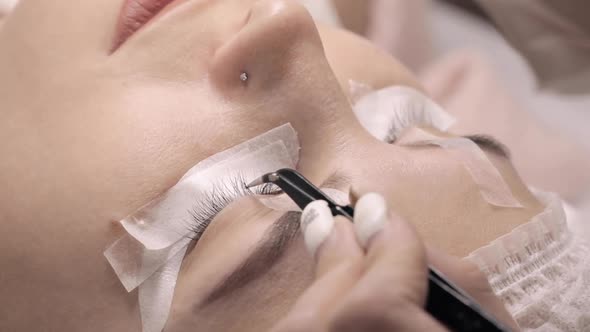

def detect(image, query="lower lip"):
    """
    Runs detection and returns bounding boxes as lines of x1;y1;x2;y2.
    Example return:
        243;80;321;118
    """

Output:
113;0;186;50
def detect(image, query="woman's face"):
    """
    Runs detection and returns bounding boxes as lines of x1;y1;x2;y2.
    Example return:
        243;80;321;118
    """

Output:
0;1;541;331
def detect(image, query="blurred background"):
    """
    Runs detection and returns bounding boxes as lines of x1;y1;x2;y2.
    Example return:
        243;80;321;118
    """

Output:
302;0;590;235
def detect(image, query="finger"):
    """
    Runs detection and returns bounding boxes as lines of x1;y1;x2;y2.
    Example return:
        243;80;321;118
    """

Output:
348;186;361;207
326;193;434;332
301;200;364;278
329;304;449;332
273;231;361;332
354;193;429;307
427;247;520;331
272;201;364;331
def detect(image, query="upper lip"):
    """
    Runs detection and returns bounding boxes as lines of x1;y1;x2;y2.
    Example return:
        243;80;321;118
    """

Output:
113;0;182;51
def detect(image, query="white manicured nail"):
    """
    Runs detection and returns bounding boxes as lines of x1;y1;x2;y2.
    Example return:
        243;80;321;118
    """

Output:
354;193;388;247
301;200;334;256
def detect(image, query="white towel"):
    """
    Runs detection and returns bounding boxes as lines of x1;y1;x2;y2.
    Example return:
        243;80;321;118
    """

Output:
0;0;17;16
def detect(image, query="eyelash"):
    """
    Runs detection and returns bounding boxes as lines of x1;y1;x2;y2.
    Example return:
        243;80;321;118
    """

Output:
385;105;430;144
187;173;281;241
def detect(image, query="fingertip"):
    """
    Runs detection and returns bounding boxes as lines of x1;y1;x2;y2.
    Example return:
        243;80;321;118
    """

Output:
354;193;424;258
353;192;388;248
315;216;364;278
301;200;334;256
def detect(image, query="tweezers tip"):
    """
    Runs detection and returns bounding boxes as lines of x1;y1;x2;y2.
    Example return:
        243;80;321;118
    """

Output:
247;172;281;189
246;177;265;189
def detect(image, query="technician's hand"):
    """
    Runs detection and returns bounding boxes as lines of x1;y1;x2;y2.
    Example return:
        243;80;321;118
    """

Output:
270;193;519;332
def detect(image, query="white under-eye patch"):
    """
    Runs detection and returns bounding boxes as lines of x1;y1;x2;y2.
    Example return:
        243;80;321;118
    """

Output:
105;124;300;332
350;83;456;143
0;0;18;16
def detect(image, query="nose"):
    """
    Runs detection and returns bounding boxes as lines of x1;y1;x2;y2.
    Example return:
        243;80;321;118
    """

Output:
210;0;321;90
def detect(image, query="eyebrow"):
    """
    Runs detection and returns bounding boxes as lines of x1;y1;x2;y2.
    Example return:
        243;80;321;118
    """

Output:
203;211;301;305
463;134;511;159
320;173;350;189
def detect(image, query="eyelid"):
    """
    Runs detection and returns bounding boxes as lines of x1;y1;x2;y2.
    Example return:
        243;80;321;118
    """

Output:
463;134;511;159
390;126;511;160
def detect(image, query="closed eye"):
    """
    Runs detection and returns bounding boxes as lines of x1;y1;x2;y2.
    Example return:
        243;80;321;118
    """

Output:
463;134;511;159
187;173;283;242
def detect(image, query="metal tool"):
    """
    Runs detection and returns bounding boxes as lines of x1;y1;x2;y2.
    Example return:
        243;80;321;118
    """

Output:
248;168;511;332
247;168;354;220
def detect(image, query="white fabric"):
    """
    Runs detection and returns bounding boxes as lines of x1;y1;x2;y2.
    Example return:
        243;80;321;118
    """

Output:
0;0;17;16
467;192;590;331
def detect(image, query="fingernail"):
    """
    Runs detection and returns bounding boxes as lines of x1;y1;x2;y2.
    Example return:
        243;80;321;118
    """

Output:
301;200;335;256
354;193;388;247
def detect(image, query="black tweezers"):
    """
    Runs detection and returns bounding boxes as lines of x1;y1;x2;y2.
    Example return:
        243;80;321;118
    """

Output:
248;168;511;332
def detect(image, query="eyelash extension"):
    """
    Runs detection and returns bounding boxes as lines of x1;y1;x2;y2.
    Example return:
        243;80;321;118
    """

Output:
384;101;435;144
187;173;281;241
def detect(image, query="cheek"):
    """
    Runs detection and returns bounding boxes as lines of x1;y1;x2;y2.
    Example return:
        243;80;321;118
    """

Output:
68;86;227;217
64;80;268;219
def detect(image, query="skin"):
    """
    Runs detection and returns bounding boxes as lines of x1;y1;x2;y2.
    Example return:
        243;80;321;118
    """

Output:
331;0;371;35
271;197;519;331
0;0;540;331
